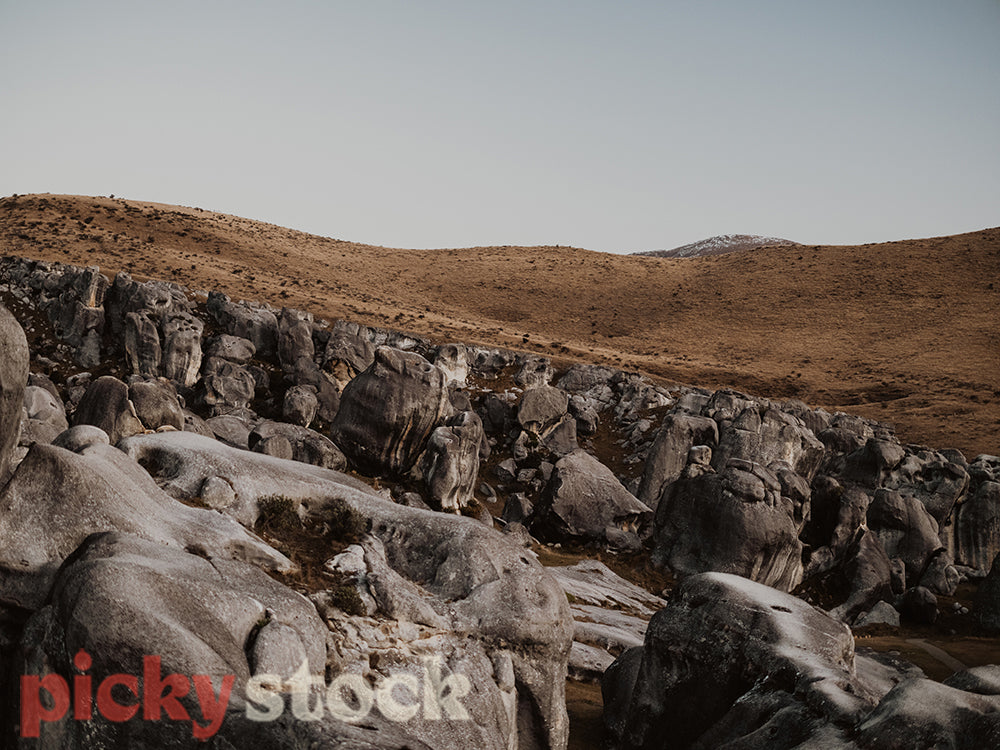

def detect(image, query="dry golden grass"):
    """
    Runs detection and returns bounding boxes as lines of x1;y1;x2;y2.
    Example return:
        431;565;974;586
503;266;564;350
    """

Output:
2;193;997;458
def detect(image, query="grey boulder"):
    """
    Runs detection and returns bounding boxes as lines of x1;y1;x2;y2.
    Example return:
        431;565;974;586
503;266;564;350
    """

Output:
652;459;805;591
0;439;292;610
531;449;651;549
70;375;144;444
331;346;452;475
0;303;29;484
420;410;485;511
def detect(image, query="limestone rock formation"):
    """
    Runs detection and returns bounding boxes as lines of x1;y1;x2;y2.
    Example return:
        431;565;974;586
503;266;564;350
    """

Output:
116;430;574;749
71;375;144;444
531;449;651;550
420;410;485;511
0;436;292;610
636;413;718;508
0;303;29;484
331;346;452;475
652;459;805;591
603;572;1000;750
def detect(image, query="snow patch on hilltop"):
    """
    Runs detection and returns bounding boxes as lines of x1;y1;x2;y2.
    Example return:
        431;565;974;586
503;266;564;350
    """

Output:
634;234;797;259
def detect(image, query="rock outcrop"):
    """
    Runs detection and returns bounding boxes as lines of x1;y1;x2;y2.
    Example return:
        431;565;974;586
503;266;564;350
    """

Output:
603;572;1000;749
0;303;29;484
531;450;651;550
652;459;805;591
331;346;452;475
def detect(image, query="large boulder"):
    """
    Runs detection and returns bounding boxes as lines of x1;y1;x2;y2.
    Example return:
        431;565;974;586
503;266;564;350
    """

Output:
205;333;257;364
0;436;292;610
652;459;804;591
322;319;377;387
855;673;1000;749
954;481;1000;572
517;384;569;434
603;571;1000;750
206;291;279;358
18;532;329;749
602;572;882;749
248;420;347;471
0;303;29;485
20;385;69;447
200;359;257;416
867;488;944;585
161;312;204;387
123;310;161;377
282;384;318;428
117;430;574;748
128;377;184;431
420;410;485;512
330;346;451;475
290;356;341;423
277;307;315;371
531;449;651;549
636;413;718;509
712;406;825;482
70;375;144;444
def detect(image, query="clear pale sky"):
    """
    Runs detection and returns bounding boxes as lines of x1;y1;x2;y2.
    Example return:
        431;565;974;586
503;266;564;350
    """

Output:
2;1;997;253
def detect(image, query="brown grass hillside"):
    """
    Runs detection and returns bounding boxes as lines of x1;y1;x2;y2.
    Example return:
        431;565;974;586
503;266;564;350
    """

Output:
1;193;997;458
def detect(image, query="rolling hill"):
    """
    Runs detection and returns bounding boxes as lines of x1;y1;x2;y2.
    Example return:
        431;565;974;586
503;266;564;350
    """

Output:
1;193;997;458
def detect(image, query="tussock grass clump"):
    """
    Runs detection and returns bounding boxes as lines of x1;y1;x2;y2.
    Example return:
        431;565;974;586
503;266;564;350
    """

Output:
325;498;369;543
330;584;366;617
256;495;300;535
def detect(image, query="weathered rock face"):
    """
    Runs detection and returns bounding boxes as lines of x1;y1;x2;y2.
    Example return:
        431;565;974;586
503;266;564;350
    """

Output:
248;420;347;471
70;375;144;444
322;319;377;387
549;561;665;682
277;307;315;371
161;312;204;386
828;529;894;623
331;346;452;475
954;481;1000;572
123;309;161;376
0;435;292;610
20;384;69;448
604;572;1000;750
128;377;184;431
290;356;340;423
603;572;879;749
652;460;805;591
19;531;327;749
2;260;108;366
200;358;257;416
207;291;279;358
282;384;318;428
712;405;825;482
0;304;29;485
116;430;574;749
531;449;651;550
975;552;1000;633
108;273;205;386
867;488;944;586
433;342;469;384
855;672;1000;750
516;356;554;389
420;410;485;511
205;332;257;363
636;413;719;509
518;384;569;434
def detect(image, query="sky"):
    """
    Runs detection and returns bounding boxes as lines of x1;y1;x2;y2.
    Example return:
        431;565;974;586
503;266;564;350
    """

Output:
1;0;998;254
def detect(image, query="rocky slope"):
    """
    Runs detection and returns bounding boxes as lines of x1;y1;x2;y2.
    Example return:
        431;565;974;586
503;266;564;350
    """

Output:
1;193;998;459
1;248;1000;748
